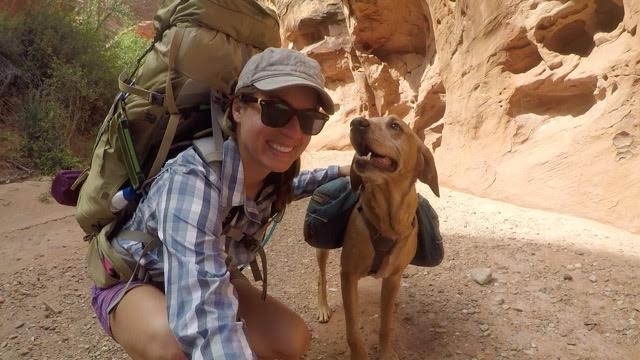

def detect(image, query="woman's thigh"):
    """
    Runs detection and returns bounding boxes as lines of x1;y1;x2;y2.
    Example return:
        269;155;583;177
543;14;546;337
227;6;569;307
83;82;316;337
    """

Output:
110;285;186;360
233;277;311;359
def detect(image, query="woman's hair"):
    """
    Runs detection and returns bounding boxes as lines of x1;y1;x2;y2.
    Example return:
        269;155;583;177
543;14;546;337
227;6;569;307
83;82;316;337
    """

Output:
225;85;301;217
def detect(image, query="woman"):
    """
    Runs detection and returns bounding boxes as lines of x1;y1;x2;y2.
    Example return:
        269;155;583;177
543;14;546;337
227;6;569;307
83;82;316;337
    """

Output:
91;48;348;359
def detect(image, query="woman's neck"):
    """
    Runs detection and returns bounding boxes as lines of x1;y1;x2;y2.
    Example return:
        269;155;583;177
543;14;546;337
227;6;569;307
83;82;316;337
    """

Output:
242;163;269;200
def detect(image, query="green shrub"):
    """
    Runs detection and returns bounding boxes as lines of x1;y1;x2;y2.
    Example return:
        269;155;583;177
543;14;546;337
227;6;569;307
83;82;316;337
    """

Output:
108;29;151;77
18;94;80;174
0;0;148;174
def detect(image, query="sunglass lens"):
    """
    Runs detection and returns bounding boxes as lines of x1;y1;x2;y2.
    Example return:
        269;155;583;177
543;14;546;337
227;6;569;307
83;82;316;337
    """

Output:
298;111;328;135
260;101;294;128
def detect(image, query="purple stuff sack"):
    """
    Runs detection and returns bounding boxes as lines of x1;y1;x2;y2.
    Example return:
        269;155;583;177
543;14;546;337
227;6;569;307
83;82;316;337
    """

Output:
51;170;84;206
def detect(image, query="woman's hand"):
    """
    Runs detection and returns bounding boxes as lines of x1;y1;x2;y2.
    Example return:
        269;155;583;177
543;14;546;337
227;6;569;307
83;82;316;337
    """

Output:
338;164;351;177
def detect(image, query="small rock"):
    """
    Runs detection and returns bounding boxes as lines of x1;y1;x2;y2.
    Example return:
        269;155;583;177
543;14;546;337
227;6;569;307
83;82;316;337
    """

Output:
494;297;505;305
470;268;493;285
479;324;490;331
584;320;597;331
15;322;25;329
42;300;62;314
563;274;573;281
574;263;582;269
589;275;597;283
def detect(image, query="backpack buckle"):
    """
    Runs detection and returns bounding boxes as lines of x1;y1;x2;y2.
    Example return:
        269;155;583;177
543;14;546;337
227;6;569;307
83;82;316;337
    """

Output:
149;92;165;107
240;235;260;253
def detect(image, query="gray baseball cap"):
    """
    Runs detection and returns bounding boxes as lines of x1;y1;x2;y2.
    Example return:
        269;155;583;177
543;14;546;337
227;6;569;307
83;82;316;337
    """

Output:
235;47;335;115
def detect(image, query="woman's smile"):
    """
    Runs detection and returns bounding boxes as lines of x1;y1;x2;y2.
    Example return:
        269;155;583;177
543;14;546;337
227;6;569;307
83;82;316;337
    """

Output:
268;141;295;154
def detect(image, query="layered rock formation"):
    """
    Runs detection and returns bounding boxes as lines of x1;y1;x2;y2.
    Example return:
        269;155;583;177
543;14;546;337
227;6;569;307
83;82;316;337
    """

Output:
271;0;640;234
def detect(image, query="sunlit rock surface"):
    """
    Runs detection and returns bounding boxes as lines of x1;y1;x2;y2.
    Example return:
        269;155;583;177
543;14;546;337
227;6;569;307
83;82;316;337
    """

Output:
270;0;640;234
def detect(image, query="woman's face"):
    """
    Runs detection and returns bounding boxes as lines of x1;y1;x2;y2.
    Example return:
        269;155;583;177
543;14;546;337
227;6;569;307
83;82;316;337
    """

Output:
233;85;317;178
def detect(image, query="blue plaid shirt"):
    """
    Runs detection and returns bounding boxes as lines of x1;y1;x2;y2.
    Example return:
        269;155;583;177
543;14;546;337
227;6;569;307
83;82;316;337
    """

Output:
114;138;339;359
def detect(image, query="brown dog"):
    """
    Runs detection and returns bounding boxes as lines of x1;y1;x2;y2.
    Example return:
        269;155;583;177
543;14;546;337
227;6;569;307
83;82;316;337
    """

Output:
316;115;439;360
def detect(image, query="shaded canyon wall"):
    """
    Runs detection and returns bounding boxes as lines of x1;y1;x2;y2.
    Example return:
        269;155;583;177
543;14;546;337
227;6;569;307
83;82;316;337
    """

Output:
269;0;640;234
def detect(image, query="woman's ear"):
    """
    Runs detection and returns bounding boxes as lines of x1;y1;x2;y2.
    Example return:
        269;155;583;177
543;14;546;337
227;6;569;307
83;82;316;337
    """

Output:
231;98;242;123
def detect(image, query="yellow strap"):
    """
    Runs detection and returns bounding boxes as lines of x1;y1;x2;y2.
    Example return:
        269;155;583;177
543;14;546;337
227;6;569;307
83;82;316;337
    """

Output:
117;72;164;106
148;28;184;178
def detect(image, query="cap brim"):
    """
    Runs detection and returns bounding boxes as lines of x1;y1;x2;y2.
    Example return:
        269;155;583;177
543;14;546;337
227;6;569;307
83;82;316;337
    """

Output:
253;76;335;115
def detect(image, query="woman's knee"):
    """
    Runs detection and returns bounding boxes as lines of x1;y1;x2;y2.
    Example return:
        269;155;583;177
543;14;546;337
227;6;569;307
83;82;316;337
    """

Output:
114;316;186;360
276;317;311;359
142;336;186;360
110;286;186;360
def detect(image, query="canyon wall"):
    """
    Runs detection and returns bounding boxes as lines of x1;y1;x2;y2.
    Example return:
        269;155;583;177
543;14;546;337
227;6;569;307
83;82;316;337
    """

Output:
270;0;640;234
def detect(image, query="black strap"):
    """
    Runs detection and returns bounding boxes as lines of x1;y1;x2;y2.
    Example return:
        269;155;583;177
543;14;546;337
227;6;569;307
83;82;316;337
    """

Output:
222;207;269;300
222;206;241;232
357;205;396;275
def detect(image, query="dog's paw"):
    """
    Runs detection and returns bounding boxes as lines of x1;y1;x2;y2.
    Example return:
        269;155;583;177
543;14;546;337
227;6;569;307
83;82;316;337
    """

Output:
349;346;369;360
317;305;332;323
378;349;398;360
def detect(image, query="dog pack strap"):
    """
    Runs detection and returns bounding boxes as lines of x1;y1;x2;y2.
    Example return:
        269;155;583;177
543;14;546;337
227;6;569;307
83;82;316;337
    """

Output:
357;205;396;274
148;27;185;178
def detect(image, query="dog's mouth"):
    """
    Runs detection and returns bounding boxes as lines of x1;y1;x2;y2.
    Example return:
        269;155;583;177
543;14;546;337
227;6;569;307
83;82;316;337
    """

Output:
354;145;398;173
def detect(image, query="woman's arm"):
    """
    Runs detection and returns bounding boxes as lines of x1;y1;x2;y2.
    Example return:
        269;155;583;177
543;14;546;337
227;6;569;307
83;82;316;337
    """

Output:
292;164;350;200
157;166;254;360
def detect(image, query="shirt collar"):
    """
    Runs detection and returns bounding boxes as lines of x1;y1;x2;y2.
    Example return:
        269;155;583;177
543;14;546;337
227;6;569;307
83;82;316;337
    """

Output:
219;138;276;222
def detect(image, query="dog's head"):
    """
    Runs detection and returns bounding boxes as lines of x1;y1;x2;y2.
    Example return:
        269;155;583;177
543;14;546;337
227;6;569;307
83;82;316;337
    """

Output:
349;115;439;197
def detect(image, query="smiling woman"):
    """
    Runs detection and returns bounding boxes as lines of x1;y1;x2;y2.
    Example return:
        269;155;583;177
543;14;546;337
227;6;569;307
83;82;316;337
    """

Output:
90;47;350;360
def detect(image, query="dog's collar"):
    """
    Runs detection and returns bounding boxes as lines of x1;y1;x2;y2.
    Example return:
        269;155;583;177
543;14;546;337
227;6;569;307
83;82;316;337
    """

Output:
357;205;415;275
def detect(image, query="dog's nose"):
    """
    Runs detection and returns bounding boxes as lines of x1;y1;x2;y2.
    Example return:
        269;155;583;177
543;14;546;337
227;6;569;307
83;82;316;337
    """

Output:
350;117;370;130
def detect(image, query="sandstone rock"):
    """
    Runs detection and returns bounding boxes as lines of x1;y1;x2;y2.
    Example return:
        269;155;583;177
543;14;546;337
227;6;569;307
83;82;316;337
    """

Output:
272;0;640;234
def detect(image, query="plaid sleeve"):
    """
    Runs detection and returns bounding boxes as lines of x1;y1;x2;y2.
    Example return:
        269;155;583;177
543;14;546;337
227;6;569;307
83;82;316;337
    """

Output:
292;165;341;200
156;165;255;360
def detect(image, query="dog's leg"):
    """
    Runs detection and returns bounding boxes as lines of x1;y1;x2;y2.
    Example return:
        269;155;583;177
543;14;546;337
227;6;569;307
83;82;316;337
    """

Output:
316;249;332;322
341;271;368;360
378;274;402;360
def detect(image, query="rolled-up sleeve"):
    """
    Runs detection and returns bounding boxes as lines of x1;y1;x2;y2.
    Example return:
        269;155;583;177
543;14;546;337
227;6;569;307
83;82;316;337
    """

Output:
157;166;254;360
292;165;341;200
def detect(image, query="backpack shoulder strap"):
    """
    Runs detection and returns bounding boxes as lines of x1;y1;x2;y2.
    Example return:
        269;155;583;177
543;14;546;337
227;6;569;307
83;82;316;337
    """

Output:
193;136;223;165
192;110;225;166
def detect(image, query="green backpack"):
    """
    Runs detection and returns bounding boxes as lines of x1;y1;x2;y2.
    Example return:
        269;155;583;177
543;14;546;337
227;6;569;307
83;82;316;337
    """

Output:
74;0;281;288
75;0;280;235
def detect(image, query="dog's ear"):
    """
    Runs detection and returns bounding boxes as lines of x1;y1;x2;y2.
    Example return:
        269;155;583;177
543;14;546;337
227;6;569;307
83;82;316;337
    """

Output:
416;142;440;197
349;156;363;191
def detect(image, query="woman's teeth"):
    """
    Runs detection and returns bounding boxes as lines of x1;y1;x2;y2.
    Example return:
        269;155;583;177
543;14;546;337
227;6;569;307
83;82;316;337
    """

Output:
269;142;294;153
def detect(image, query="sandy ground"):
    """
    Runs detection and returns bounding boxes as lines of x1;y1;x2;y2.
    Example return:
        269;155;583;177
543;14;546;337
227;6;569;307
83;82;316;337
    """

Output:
0;150;639;360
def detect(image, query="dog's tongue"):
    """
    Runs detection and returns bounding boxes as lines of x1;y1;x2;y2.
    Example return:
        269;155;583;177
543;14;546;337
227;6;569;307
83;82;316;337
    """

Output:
372;155;392;169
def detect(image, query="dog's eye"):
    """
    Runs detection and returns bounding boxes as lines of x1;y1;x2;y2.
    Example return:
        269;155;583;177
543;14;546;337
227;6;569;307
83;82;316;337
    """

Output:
389;121;401;131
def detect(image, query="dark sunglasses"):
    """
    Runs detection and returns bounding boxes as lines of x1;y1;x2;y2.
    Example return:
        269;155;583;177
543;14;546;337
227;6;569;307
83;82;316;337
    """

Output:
238;94;329;135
